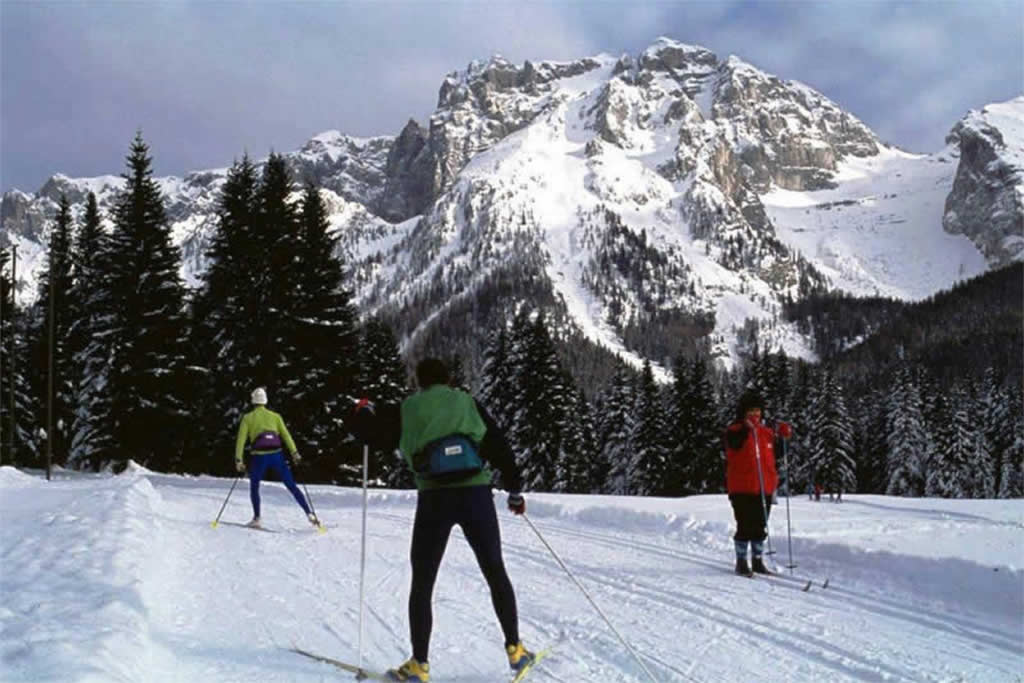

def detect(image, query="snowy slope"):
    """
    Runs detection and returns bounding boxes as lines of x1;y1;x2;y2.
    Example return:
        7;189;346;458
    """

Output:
762;146;989;300
2;465;1021;682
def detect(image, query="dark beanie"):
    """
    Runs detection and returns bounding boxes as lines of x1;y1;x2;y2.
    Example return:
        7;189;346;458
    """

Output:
415;358;450;388
738;389;765;417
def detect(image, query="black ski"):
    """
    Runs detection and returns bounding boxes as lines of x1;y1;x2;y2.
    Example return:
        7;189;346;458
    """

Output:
214;521;279;533
289;646;390;680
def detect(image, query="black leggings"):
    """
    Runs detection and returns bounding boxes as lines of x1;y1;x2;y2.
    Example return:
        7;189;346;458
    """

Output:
409;485;519;662
729;493;772;542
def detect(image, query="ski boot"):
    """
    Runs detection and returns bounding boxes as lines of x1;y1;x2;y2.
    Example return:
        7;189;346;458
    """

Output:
735;557;753;577
507;642;535;672
386;657;429;682
751;556;772;575
307;512;321;528
245;517;262;529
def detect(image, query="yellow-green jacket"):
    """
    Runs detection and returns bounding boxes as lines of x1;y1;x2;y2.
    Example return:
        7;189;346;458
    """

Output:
234;405;297;466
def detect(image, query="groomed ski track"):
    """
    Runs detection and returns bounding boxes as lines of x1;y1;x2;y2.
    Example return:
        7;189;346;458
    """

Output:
1;467;1020;682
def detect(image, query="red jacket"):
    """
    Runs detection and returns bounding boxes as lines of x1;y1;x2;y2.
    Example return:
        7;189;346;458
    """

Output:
724;416;779;495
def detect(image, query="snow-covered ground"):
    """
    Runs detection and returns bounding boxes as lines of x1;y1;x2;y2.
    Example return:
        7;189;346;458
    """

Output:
1;465;1021;682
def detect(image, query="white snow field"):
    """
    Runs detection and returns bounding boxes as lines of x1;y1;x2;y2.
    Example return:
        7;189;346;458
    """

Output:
1;464;1021;682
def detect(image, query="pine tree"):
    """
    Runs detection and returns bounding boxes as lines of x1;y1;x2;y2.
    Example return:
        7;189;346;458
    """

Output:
966;381;996;498
191;155;261;473
998;387;1024;498
785;360;815;493
103;132;190;470
559;385;600;493
507;312;575;491
806;370;856;498
286;180;360;467
766;350;792;419
663;354;691;496
927;385;986;497
917;369;943;489
886;365;929;496
480;325;514;425
0;248;11;464
678;354;723;494
65;192;113;470
251;152;302;391
26;195;76;466
2;260;33;466
356;317;410;487
980;368;1012;495
632;360;670;496
856;389;890;494
596;363;635;494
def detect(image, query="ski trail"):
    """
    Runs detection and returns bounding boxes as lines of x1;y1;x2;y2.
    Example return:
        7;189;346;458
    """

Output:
19;473;1012;683
527;517;1021;655
509;515;1022;680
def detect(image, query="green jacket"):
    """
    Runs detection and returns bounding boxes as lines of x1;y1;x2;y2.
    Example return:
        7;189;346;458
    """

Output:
234;405;297;464
399;385;491;491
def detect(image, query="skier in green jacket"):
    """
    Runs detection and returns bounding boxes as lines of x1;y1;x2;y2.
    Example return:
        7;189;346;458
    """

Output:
234;387;320;529
348;358;533;682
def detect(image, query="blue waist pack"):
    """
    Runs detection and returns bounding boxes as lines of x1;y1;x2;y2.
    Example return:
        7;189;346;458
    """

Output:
414;434;484;481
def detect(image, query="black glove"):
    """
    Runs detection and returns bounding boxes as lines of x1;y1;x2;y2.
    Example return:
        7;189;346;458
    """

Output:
507;492;525;515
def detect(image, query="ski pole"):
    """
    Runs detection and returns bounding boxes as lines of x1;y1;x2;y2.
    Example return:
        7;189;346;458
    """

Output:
749;420;775;557
522;514;662;683
302;482;319;520
358;443;368;674
211;475;241;528
782;435;796;571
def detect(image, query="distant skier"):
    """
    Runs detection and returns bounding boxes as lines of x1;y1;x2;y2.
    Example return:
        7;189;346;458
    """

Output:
347;358;533;682
723;390;792;577
234;387;320;529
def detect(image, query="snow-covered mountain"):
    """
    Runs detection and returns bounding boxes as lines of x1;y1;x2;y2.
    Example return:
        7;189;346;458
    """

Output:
2;38;1020;369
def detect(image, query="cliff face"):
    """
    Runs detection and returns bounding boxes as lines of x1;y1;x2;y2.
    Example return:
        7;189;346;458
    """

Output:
942;98;1024;267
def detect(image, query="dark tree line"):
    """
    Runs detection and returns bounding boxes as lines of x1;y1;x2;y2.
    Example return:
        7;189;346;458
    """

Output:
0;134;403;485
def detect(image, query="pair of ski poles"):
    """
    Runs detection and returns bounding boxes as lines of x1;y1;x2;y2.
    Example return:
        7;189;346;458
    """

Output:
210;460;321;529
350;447;662;683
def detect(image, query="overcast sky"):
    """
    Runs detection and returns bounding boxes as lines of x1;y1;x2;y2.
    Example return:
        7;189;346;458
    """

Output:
2;0;1021;194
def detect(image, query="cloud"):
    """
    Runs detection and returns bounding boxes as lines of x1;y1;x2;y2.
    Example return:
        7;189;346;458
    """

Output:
1;0;1021;192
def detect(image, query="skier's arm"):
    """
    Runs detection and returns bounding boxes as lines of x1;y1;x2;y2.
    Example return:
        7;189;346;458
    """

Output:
475;401;522;493
724;423;749;451
277;414;298;455
234;415;250;464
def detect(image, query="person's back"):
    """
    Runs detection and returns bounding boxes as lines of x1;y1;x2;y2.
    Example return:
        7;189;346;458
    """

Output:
237;404;294;454
399;385;490;490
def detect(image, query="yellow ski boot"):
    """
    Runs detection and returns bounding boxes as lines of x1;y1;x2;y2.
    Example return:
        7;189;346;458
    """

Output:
386;657;429;682
506;642;536;672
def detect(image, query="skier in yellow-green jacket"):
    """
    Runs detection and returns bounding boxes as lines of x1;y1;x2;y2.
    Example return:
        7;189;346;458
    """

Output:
234;387;320;529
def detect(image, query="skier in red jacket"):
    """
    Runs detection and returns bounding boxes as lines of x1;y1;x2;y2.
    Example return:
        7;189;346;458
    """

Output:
723;390;792;576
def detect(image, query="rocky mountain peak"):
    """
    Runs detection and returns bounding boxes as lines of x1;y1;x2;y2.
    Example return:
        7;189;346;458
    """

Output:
3;41;1016;372
942;97;1024;266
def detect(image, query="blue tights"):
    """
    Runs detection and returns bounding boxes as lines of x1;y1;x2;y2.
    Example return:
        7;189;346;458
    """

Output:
247;452;310;518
